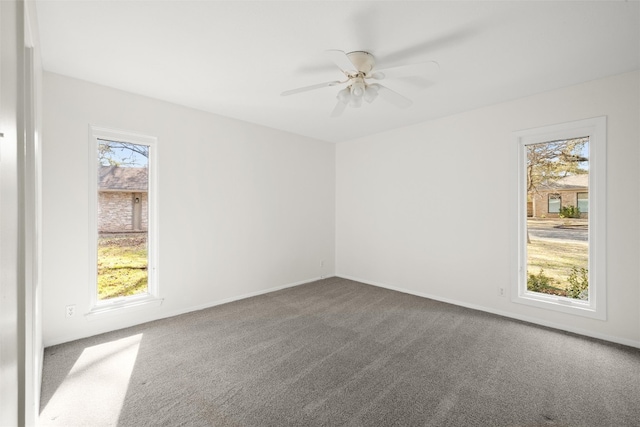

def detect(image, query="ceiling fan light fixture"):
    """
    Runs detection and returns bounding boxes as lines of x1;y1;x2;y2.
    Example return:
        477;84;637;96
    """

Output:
363;85;379;103
349;95;363;108
350;79;365;98
337;87;351;104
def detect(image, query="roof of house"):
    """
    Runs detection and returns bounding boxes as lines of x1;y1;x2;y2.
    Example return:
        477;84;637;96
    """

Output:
539;174;588;191
99;166;148;191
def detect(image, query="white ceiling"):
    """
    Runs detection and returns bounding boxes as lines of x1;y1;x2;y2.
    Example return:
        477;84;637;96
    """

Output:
35;1;640;143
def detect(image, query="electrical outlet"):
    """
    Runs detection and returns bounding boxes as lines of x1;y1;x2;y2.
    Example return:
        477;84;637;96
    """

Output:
66;304;76;318
498;287;506;297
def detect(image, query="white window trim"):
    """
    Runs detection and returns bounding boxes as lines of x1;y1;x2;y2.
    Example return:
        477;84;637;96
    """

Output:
87;125;162;318
512;116;606;320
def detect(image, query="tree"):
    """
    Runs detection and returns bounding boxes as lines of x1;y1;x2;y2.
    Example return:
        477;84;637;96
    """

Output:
98;141;148;167
526;137;588;194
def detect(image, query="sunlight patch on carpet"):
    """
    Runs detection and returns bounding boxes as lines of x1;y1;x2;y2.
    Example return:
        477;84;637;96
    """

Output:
40;334;143;426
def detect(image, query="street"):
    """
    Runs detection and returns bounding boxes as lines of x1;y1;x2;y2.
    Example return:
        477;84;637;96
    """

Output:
527;219;588;242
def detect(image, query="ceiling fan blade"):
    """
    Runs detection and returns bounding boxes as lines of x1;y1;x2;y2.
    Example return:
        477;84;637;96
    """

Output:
372;61;439;80
380;26;481;65
325;50;357;74
376;85;413;109
281;80;341;96
330;101;347;118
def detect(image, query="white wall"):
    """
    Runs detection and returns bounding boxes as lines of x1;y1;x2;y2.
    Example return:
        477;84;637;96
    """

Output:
336;71;640;347
1;2;24;424
42;72;335;346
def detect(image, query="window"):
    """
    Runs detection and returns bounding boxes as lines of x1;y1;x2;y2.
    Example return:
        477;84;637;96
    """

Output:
88;126;161;316
548;193;561;214
512;117;606;320
577;192;588;213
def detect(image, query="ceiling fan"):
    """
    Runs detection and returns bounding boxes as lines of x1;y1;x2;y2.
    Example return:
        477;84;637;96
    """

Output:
281;50;439;118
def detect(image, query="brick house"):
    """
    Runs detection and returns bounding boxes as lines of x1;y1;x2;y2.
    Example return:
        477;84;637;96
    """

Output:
98;166;148;233
529;174;588;218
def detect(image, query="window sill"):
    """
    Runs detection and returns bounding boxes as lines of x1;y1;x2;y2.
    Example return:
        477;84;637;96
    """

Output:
86;295;163;320
512;292;604;320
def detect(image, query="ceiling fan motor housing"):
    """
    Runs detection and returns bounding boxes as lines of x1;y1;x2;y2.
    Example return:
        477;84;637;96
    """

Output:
346;51;376;76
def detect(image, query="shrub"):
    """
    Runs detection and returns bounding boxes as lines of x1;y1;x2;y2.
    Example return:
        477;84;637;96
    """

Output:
566;267;589;300
527;269;567;297
559;205;581;218
527;269;562;295
528;269;552;292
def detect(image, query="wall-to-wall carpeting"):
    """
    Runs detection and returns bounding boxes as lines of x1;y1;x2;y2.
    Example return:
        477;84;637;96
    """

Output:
40;277;640;426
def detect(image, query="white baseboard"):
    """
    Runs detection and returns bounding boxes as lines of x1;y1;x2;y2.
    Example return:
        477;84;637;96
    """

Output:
337;274;640;350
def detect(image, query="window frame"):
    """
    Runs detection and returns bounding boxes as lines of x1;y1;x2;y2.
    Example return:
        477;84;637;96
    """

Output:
512;117;606;320
87;125;162;318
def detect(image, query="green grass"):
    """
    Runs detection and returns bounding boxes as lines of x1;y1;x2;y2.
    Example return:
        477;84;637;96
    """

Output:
527;238;587;291
98;234;148;300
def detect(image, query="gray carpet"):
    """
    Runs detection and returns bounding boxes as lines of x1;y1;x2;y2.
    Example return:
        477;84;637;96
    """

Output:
40;277;640;426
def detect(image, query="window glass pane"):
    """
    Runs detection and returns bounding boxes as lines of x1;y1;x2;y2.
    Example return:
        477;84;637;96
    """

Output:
577;192;588;213
97;139;149;301
526;138;589;301
548;194;561;214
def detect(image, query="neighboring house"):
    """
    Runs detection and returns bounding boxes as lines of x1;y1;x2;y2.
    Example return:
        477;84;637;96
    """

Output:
530;174;588;218
98;166;148;232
